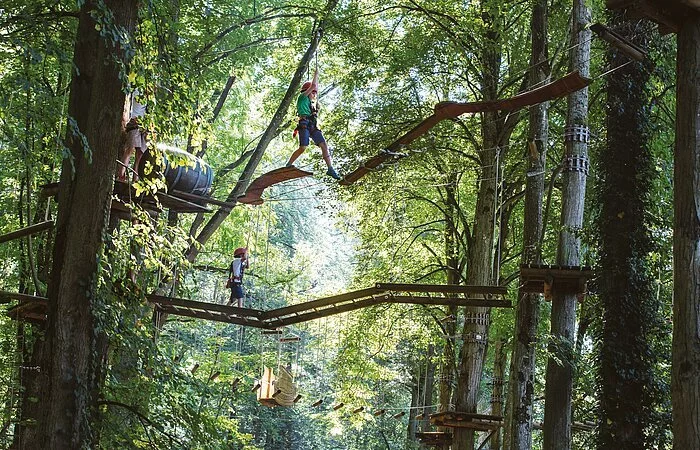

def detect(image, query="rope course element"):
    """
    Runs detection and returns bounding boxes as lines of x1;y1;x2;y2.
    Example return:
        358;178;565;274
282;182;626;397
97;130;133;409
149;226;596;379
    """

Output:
4;283;511;327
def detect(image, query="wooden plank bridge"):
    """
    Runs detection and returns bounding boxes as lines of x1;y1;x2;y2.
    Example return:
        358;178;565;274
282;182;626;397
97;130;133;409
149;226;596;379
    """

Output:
2;283;511;328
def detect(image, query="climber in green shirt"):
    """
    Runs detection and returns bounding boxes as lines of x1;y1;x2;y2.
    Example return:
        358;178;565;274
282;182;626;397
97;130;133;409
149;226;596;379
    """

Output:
286;69;341;180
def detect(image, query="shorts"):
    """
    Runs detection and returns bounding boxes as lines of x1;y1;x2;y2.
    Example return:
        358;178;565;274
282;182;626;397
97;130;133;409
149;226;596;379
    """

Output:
230;284;244;299
298;118;325;147
127;127;147;152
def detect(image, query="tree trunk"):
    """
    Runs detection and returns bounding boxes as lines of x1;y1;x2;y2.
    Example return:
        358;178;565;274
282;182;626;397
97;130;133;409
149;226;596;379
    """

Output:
672;13;700;450
542;1;590;449
505;1;549;448
490;340;506;449
597;12;656;450
453;3;502;448
17;1;138;448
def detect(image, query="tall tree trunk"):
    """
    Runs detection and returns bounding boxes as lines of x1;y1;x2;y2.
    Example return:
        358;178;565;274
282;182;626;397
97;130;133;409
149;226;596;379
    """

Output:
17;1;138;448
453;3;503;448
490;340;506;449
597;12;655;449
505;1;549;448
672;13;700;450
542;1;590;449
438;176;459;450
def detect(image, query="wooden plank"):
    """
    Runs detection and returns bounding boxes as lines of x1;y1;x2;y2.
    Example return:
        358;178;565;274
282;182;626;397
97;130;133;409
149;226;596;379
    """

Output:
259;287;386;320
156;192;212;213
375;283;507;295
434;71;591;118
156;305;271;328
147;294;264;318
264;296;388;327
0;291;48;304
0;221;54;244
340;72;591;186
238;166;313;205
388;296;512;308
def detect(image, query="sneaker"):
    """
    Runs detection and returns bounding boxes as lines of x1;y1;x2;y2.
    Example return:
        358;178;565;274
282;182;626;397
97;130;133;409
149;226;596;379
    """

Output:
326;167;341;180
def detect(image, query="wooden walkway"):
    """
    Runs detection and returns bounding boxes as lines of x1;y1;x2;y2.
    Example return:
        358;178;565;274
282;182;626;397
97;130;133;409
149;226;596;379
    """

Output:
3;283;510;328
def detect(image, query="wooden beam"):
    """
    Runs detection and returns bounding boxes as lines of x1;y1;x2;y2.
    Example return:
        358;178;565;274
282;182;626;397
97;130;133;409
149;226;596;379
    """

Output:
388;295;512;308
156;305;271;328
375;283;507;296
0;221;54;244
259;287;386;320
147;294;264;319
156;192;211;213
0;291;48;304
264;295;388;327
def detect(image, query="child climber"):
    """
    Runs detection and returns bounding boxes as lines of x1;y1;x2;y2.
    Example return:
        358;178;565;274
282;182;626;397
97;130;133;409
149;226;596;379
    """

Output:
286;69;341;180
227;247;249;307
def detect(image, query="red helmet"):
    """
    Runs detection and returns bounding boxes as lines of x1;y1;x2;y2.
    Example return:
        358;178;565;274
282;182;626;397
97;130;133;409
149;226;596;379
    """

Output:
301;81;312;91
234;247;247;257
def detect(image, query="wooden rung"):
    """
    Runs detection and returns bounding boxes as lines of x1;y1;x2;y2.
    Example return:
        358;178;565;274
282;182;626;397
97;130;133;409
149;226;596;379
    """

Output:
293;394;303;403
311;399;324;408
0;220;54;244
352;406;365;414
251;382;262;392
191;363;200;374
393;411;406;419
271;389;283;398
262;329;283;335
415;413;425;420
373;409;386;416
232;378;241;391
279;337;301;343
332;403;345;411
209;371;220;381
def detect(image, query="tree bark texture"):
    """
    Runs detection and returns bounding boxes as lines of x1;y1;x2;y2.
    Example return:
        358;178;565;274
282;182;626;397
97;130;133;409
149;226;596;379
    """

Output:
453;3;501;448
505;0;549;448
18;1;138;448
597;12;656;450
490;340;506;449
543;1;590;449
672;14;700;450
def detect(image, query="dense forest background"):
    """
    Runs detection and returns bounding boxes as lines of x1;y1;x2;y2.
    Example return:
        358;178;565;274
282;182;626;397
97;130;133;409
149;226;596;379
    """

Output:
0;0;693;449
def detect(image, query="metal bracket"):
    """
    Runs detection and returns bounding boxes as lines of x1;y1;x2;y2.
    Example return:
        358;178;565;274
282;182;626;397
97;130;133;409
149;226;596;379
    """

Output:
564;125;591;143
562;154;590;175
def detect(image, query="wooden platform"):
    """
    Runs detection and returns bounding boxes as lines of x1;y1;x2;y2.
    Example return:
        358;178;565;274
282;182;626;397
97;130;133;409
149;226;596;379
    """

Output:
238;166;313;205
519;264;592;300
5;283;511;328
429;411;503;431
605;0;700;34
340;72;591;185
2;292;49;323
40;181;215;216
415;431;453;446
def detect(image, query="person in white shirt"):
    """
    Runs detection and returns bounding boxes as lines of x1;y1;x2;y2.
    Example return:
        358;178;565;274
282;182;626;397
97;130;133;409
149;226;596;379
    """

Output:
227;247;249;307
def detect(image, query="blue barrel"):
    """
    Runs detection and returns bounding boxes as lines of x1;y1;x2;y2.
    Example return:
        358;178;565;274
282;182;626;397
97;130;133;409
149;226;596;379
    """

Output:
138;146;213;197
